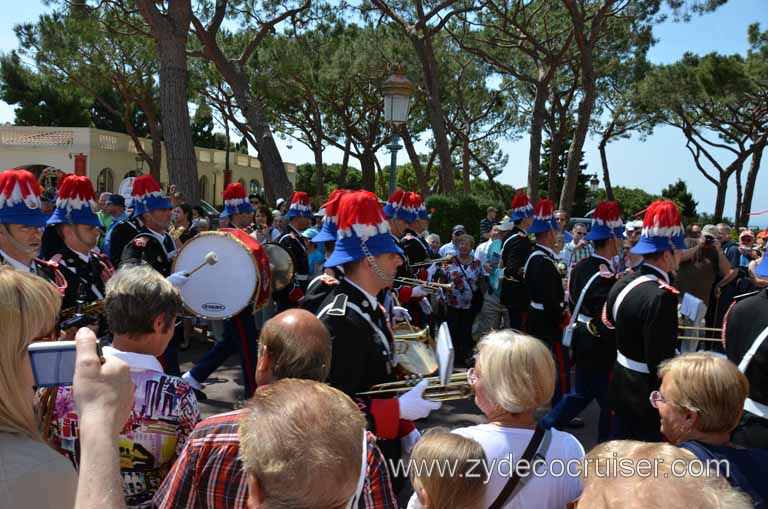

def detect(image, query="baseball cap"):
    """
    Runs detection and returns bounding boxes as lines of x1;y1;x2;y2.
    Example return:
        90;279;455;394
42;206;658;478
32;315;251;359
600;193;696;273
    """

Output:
276;198;286;207
702;224;718;238
452;225;466;234
107;194;126;207
301;227;319;240
740;229;754;239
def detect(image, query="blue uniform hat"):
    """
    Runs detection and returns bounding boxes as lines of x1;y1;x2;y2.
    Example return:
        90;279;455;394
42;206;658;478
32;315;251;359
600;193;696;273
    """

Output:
382;189;417;223
509;194;534;222
527;199;559;234
285;191;313;219
324;191;403;268
0;169;48;228
47;175;102;227
313;189;349;243
130;175;172;218
754;254;768;277
584;201;624;241
220;182;254;218
630;200;687;255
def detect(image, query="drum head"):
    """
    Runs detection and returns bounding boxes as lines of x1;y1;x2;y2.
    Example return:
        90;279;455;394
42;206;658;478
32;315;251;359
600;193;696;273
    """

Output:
172;231;257;319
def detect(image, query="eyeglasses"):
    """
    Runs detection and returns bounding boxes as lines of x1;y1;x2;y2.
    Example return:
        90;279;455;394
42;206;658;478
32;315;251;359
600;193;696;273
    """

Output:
466;367;478;386
648;390;668;409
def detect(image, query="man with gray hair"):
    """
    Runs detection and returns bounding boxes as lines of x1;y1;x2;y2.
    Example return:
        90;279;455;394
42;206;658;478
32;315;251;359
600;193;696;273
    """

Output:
47;265;201;508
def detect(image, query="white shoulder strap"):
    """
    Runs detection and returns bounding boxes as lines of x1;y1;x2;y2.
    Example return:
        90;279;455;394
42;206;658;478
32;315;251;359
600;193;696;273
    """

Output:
523;250;546;276
318;299;392;358
737;324;768;373
611;275;658;323
567;271;607;330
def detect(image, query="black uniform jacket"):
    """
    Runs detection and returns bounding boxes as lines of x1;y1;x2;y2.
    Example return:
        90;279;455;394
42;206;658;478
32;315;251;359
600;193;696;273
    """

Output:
524;244;564;343
401;229;430;270
107;216;142;268
120;229;176;277
499;226;533;309
50;244;113;310
567;255;618;369
605;263;678;420
725;288;768;448
318;279;402;439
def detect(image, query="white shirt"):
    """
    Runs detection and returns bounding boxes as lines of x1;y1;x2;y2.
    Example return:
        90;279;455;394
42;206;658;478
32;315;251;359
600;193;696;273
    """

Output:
407;424;584;509
0;248;32;272
439;242;475;259
102;345;164;373
476;238;494;265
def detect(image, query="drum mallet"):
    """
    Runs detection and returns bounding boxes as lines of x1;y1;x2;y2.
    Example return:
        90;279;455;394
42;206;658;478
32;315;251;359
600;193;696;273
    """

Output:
184;251;219;277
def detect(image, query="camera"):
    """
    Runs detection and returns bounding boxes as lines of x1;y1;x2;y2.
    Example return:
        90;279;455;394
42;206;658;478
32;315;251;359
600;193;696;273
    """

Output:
704;235;714;244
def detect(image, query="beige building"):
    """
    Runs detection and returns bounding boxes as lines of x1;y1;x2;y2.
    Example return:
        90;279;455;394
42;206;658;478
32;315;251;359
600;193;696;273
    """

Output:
0;126;296;206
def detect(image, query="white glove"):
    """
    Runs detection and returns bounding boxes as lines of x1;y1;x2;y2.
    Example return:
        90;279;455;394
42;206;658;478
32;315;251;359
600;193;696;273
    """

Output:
419;298;433;315
411;286;428;299
392;306;412;323
167;272;189;288
399;379;442;421
401;427;422;455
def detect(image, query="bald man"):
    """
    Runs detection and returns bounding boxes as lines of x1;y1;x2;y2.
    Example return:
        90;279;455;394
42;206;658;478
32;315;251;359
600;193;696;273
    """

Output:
155;309;398;509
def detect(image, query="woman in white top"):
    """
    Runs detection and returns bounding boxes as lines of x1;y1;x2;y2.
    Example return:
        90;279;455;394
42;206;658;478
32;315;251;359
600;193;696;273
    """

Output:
408;330;584;509
0;267;77;508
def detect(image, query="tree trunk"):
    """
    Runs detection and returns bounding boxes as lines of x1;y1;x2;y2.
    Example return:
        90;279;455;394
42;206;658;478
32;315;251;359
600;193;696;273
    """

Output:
547;131;561;201
527;80;547;202
401;126;429;197
313;146;324;199
740;136;765;226
714;172;729;222
560;71;596;214
148;2;198;206
734;163;744;229
337;137;352;188
360;149;376;192
462;140;471;194
598;134;615;201
414;37;455;194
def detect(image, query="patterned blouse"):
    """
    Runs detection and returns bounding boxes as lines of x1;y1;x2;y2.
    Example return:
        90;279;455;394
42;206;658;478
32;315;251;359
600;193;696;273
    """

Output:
443;257;486;309
47;346;201;508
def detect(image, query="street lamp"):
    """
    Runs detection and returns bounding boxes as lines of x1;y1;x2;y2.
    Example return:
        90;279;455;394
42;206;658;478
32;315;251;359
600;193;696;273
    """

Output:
589;175;600;208
382;65;414;195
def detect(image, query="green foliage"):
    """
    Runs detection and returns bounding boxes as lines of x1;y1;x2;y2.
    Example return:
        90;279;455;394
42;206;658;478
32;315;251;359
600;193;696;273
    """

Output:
294;163;363;197
425;193;504;242
539;137;595;216
595;186;661;217
661;179;699;224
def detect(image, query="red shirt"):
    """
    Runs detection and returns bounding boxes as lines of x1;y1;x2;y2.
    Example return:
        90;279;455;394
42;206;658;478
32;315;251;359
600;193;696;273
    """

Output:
153;409;398;509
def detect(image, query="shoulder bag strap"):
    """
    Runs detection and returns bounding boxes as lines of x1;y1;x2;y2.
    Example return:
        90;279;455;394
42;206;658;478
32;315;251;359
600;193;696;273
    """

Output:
489;425;546;509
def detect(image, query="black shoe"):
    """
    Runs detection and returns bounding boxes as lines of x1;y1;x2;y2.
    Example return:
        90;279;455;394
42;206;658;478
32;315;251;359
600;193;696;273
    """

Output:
192;388;208;402
564;417;585;429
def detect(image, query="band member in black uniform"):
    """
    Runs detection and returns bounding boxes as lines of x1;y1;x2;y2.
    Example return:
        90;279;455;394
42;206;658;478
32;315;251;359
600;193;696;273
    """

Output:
401;193;431;269
275;191;312;311
499;193;534;331
44;175;114;331
0;169;66;288
723;254;768;448
317;190;441;480
182;182;261;399
524;199;569;405
541;201;624;442
118;175;188;376
603;200;686;441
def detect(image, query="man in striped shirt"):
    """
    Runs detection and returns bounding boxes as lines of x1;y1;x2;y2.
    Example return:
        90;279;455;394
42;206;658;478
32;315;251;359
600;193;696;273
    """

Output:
153;309;397;509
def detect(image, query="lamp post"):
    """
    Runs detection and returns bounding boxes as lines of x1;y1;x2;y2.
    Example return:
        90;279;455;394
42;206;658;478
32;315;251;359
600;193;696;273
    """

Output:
382;65;414;195
589;175;600;208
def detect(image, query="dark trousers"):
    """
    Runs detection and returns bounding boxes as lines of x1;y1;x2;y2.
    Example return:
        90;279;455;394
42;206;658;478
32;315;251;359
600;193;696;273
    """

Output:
527;310;570;406
190;310;259;398
505;306;526;331
541;366;611;442
447;307;477;365
158;324;182;377
551;341;571;406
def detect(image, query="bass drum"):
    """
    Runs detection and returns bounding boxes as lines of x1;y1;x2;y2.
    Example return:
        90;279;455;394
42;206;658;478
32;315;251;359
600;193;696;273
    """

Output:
172;229;272;319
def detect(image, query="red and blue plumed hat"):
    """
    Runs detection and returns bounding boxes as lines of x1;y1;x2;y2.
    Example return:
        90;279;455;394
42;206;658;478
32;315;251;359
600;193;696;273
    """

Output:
528;199;559;234
313;189;350;244
221;182;254;218
382;189;417;223
324;190;404;267
47;175;102;227
0;169;47;227
131;175;172;218
510;193;534;221
585;201;624;241
631;200;687;255
410;192;429;221
285;191;313;219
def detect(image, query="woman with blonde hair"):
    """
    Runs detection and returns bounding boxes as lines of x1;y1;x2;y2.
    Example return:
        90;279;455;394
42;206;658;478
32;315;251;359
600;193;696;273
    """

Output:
0;267;77;507
407;330;584;508
653;353;768;506
409;429;487;509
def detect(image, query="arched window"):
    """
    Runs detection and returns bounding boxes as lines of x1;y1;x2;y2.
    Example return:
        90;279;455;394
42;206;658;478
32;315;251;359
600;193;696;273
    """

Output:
199;175;209;202
97;168;114;193
249;178;263;195
40;167;60;191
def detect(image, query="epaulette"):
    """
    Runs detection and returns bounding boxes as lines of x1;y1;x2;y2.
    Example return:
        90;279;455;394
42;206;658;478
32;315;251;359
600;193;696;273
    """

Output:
657;279;680;295
35;257;60;270
327;293;348;317
132;236;150;248
598;263;615;278
732;290;760;302
403;233;415;241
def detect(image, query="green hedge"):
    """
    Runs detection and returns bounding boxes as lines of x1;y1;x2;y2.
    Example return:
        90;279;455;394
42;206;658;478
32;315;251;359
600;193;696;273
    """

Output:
425;194;505;243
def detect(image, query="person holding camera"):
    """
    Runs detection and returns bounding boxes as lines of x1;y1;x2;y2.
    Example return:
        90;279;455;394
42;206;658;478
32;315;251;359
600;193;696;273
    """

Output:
677;224;735;307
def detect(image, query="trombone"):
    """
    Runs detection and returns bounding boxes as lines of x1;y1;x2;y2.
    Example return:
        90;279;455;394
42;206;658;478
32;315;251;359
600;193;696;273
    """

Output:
678;324;723;343
394;277;453;295
409;255;453;268
357;372;473;402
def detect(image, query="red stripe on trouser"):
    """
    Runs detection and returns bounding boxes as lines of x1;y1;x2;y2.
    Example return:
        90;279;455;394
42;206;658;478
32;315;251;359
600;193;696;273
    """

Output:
553;342;567;396
235;316;255;398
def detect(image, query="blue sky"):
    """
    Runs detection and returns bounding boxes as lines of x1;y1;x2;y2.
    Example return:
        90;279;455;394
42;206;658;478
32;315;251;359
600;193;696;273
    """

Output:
1;1;767;227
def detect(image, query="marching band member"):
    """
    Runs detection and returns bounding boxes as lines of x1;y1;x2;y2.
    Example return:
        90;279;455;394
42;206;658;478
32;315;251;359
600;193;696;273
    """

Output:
0;169;66;287
111;175;186;375
723;253;768;448
275;191;312;311
383;189;427;311
499;193;534;331
399;192;434;327
317;191;441;470
604;200;685;441
523;199;569;405
541;201;624;442
182;182;260;399
45;176;114;312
